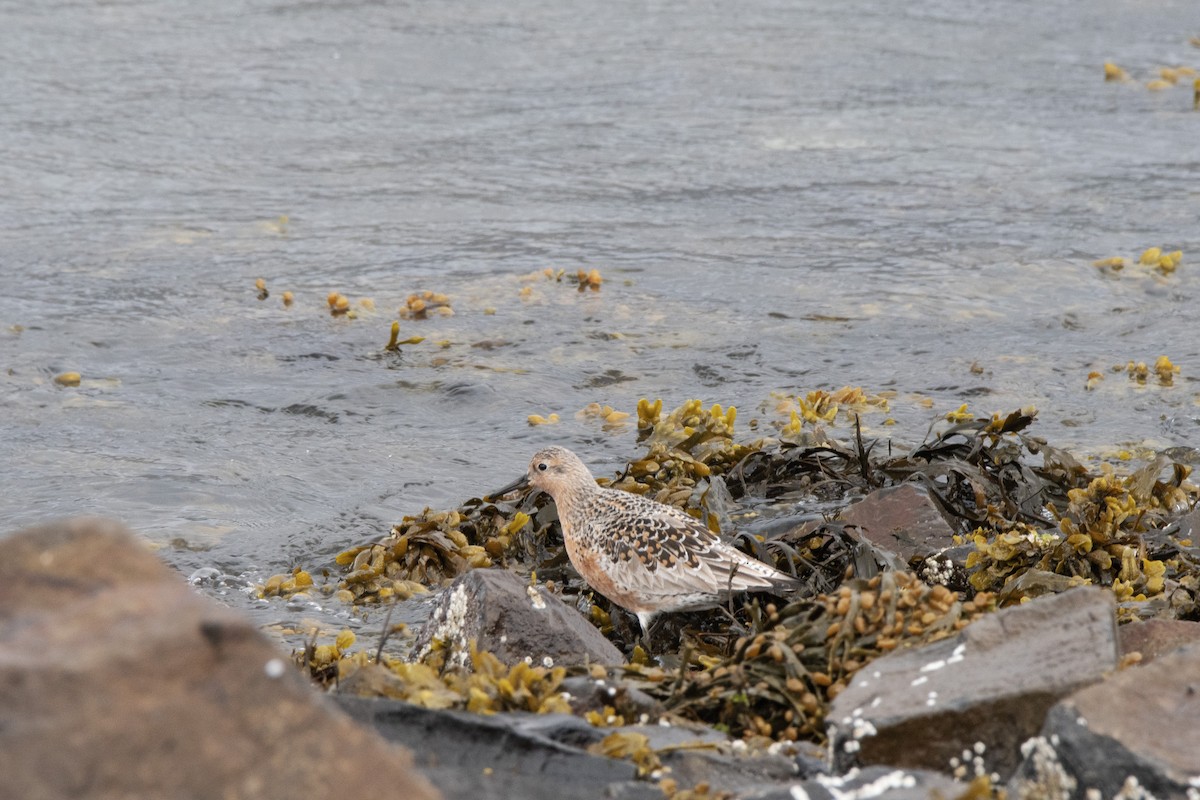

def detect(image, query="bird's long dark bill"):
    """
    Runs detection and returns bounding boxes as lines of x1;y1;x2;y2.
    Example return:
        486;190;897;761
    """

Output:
484;474;530;502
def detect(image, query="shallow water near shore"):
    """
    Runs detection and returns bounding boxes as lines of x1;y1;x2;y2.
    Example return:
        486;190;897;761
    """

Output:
2;0;1199;646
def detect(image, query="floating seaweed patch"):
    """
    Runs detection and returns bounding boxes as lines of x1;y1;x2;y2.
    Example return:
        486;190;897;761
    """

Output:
400;291;452;319
384;320;424;351
577;402;631;429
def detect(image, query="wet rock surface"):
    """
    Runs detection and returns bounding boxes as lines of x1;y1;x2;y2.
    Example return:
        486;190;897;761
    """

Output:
827;586;1118;779
412;567;625;668
0;518;440;800
1011;641;1200;799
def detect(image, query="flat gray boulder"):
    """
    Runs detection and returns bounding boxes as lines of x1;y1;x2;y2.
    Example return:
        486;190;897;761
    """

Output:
827;586;1118;778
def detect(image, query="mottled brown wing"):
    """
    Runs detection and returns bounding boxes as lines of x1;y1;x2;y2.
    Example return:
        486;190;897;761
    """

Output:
595;492;797;599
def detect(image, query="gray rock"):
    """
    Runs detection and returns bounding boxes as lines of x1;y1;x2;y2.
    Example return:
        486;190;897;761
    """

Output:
336;696;657;800
338;694;816;800
1171;504;1200;540
827;586;1118;779
560;674;663;719
742;765;964;800
0;518;440;800
413;568;625;668
1010;640;1200;799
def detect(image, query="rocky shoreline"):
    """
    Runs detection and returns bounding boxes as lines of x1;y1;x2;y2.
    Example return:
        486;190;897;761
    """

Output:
4;404;1200;799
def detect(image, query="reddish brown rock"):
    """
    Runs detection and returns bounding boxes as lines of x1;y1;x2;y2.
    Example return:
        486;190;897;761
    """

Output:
0;518;440;800
838;483;958;565
1118;618;1200;663
1011;641;1200;798
827;586;1118;779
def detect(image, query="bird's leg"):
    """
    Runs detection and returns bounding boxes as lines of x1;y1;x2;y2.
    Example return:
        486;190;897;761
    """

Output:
637;611;659;655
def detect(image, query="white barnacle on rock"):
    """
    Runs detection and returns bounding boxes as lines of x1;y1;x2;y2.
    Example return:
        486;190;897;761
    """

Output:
920;555;954;585
851;719;877;740
526;584;547;610
947;642;967;664
919;658;946;673
415;582;472;667
542;656;554;668
263;658;286;679
1012;735;1075;800
843;739;861;754
817;768;915;800
925;690;938;707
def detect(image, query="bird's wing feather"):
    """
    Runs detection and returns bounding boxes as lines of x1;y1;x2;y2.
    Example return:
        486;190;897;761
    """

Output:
592;491;798;597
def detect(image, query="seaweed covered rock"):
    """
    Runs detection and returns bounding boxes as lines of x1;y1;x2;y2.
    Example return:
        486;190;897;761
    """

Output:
827;586;1118;779
412;568;624;668
0;518;439;800
1011;640;1200;798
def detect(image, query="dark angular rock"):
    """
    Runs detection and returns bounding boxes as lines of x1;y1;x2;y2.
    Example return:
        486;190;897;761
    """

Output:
1010;641;1200;799
412;568;625;668
1118;618;1200;663
336;696;657;800
560;674;663;719
742;765;964;800
338;695;810;800
0;518;440;800
827;586;1118;779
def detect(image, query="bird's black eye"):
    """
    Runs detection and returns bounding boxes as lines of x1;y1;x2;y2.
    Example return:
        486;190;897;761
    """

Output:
536;462;548;472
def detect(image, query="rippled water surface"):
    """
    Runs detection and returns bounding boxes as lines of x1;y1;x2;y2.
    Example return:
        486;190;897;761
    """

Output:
3;0;1198;642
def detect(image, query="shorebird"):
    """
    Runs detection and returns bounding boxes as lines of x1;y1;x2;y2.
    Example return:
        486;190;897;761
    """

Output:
489;446;802;635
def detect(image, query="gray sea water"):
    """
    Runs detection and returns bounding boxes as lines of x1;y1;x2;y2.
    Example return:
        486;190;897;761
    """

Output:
2;0;1198;644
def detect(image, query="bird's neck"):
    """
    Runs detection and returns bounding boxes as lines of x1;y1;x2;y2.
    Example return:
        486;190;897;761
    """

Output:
552;479;602;520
